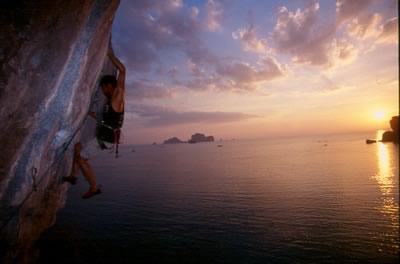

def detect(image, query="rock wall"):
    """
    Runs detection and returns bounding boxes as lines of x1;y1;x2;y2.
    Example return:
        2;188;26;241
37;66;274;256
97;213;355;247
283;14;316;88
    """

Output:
0;1;120;263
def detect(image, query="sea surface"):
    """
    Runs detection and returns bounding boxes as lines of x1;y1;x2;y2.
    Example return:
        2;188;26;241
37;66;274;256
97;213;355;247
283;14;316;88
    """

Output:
38;132;399;264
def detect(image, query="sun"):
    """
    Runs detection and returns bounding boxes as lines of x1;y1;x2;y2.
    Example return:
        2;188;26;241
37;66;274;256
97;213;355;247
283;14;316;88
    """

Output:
374;111;385;120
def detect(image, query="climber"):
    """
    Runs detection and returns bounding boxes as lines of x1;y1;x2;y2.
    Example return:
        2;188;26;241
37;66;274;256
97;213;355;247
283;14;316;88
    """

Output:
63;44;125;199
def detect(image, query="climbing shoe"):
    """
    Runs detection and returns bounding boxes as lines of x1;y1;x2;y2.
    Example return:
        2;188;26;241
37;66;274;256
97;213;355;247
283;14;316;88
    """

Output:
82;187;102;199
63;175;77;185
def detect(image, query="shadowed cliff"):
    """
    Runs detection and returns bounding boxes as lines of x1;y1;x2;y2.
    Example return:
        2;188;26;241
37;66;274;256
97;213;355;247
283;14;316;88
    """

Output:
0;1;120;263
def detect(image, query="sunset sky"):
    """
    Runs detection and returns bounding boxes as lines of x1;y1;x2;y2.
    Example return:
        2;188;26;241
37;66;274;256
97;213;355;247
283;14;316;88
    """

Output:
111;0;398;144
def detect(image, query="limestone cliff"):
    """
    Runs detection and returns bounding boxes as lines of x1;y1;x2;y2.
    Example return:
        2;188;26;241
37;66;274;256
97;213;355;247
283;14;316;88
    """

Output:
0;1;120;263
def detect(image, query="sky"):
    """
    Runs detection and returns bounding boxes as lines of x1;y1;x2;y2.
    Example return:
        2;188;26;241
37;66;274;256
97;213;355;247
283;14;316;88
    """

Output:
111;0;398;144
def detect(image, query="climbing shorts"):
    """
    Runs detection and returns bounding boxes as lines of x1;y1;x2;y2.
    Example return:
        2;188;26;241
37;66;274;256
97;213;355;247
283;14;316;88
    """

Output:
80;138;112;159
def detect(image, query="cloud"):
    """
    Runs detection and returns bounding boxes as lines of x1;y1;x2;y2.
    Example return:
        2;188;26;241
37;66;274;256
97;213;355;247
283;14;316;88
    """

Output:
378;16;398;43
187;60;206;77
126;104;259;127
167;65;179;79
336;0;393;43
336;0;375;25
270;2;336;66
330;38;358;65
206;0;224;31
112;0;216;74
217;56;284;86
232;11;269;53
346;13;382;39
179;56;284;92
126;79;177;100
112;0;286;98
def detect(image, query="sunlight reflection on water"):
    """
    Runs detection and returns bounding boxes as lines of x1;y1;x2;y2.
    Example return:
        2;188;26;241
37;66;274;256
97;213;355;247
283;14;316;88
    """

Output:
372;130;399;253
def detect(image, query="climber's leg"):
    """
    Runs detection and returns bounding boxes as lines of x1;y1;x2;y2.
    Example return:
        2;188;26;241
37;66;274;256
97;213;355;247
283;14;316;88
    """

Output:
77;157;102;199
63;143;81;185
76;156;97;192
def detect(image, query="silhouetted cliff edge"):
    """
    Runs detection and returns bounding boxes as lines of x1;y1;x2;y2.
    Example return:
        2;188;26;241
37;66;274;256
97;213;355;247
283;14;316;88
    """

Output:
0;1;120;263
381;116;399;143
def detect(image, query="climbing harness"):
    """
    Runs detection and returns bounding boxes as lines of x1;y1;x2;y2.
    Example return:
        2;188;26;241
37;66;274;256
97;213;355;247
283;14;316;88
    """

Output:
96;122;123;158
96;100;124;158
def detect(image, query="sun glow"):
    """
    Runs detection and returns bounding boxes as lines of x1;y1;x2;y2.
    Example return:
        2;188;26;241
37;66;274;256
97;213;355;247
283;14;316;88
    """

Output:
374;111;385;120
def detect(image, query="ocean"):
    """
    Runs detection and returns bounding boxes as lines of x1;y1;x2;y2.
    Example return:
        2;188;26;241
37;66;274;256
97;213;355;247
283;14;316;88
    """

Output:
38;132;399;264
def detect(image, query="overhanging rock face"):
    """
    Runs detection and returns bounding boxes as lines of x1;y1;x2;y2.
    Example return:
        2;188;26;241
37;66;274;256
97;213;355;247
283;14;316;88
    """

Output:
0;1;120;263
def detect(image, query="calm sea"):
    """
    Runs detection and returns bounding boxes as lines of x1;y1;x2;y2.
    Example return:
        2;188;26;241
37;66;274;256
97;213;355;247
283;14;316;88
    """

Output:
38;132;399;264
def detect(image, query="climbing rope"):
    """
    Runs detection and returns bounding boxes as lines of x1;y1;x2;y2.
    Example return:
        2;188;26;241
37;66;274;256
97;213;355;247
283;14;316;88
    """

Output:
0;84;101;233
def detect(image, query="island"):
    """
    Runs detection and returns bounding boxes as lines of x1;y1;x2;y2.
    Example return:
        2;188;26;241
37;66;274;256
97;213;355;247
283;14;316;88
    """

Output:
163;133;215;144
163;137;184;144
381;116;399;143
188;133;215;143
365;115;399;144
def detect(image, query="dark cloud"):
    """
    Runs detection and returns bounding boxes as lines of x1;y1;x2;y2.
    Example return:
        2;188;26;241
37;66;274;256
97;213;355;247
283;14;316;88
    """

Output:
126;103;258;127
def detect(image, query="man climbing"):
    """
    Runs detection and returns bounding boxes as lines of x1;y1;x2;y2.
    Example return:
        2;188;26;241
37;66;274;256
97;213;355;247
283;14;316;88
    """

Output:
63;44;125;199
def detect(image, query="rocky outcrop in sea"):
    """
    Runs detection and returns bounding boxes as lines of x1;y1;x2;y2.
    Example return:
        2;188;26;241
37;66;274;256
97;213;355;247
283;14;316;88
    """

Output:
163;137;184;144
365;116;399;144
188;133;215;143
381;116;399;143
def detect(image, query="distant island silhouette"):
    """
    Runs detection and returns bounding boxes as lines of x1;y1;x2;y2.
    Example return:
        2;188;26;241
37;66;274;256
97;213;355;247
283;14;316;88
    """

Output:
163;137;184;144
188;133;215;143
163;133;215;144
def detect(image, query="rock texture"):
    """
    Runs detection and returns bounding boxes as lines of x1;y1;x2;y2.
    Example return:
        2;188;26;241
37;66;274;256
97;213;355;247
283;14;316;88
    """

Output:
0;1;120;263
381;116;399;143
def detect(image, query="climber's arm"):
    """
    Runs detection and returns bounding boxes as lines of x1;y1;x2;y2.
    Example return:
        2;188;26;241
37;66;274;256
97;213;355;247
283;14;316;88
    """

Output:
108;46;125;112
107;45;125;90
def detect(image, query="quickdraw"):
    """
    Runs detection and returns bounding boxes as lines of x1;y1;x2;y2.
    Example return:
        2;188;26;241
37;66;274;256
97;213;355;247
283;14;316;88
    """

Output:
31;167;38;192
